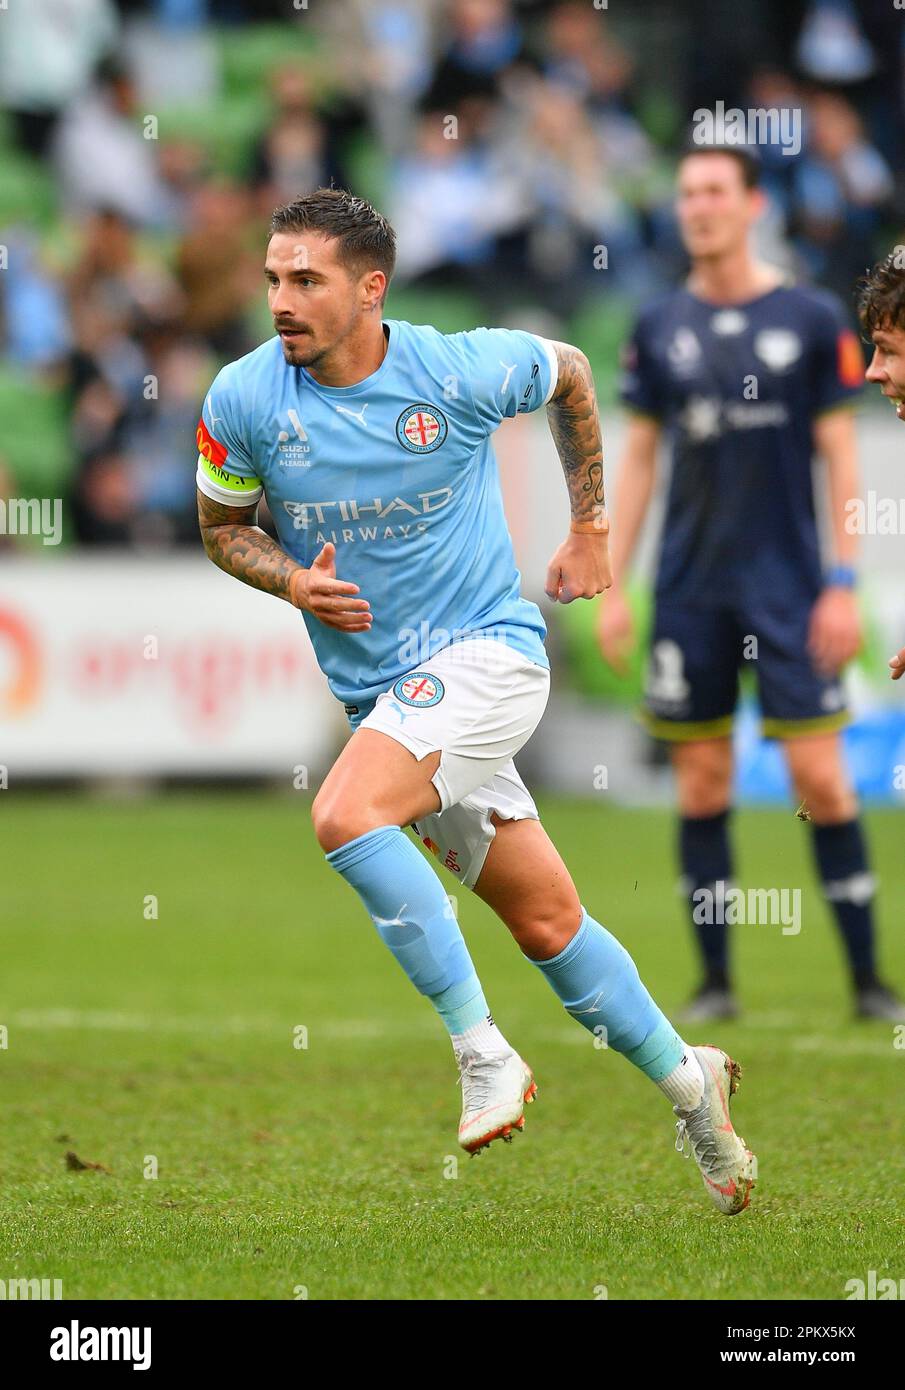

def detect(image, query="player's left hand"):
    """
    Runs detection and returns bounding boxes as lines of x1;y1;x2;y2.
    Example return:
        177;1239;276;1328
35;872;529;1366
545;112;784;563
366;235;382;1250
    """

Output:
807;586;862;676
545;532;613;603
889;647;905;680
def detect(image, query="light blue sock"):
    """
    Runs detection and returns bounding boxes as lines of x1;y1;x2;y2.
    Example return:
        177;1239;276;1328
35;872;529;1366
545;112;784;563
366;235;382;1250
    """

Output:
325;825;490;1035
532;907;684;1081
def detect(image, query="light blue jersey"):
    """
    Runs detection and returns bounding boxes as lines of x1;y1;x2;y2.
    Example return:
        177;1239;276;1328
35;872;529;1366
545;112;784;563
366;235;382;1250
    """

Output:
196;319;558;722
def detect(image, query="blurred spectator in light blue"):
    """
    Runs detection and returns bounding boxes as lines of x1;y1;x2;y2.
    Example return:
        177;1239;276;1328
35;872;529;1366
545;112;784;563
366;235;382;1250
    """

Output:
121;0;219;118
64;208;182;463
176;181;260;359
126;333;215;547
541;0;635;116
790;90;892;299
496;79;651;312
795;0;876;86
156;139;211;235
390;104;521;286
734;68;806;269
425;0;533;113
0;0;119;159
743;69;805;188
318;0;438;155
541;2;654;182
251;66;337;212
0;232;71;370
53;56;170;228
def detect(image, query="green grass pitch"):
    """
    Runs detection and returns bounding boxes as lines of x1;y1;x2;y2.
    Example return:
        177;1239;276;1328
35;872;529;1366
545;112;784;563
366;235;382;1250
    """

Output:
2;793;904;1300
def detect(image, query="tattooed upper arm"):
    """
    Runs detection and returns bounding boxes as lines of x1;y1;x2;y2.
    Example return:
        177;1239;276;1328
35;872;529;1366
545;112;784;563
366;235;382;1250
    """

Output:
547;340;593;402
197;487;259;531
544;341;606;520
196;485;301;602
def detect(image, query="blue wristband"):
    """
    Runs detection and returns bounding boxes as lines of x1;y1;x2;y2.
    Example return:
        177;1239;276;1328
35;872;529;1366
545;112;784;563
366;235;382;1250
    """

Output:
824;565;856;589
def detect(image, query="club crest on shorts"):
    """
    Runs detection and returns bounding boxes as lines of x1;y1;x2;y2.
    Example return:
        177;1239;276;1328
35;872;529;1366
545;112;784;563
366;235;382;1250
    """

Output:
392;672;445;707
396;403;448;453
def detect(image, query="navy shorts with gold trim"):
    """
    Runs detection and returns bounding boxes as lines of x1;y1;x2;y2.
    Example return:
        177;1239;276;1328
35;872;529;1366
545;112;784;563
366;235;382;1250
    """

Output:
640;600;848;742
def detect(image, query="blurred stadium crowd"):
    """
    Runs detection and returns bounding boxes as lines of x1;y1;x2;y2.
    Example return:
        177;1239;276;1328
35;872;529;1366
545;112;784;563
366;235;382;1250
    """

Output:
1;0;903;549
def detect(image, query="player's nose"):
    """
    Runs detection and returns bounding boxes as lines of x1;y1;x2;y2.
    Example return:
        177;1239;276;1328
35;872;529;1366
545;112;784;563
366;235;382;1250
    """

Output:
269;282;296;317
864;349;885;382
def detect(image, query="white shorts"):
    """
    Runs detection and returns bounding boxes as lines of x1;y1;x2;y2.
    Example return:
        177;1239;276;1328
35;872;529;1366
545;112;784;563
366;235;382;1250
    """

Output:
358;637;551;890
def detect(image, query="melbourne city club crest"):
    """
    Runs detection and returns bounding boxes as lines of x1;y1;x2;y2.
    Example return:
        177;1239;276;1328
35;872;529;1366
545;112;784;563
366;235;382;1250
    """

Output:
396;403;448;453
392;673;446;707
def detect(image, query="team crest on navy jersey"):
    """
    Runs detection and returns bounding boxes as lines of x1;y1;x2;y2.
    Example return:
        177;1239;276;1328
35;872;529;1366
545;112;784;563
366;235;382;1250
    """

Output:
392;672;445;706
754;328;803;373
667;327;702;375
396;403;448;453
710;309;747;336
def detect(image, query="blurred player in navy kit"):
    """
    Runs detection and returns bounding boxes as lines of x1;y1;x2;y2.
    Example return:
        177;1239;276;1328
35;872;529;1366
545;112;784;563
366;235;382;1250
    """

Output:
598;144;904;1023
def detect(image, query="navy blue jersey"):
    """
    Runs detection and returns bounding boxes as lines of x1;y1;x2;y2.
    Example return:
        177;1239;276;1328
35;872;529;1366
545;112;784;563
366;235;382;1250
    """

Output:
620;284;863;608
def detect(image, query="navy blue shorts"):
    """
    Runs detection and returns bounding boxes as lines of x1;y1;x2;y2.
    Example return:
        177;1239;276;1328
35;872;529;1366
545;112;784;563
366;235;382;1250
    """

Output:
640;600;849;741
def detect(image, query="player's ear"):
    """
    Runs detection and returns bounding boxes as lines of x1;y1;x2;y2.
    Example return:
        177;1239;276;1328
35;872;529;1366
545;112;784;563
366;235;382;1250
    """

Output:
361;268;386;312
748;187;767;221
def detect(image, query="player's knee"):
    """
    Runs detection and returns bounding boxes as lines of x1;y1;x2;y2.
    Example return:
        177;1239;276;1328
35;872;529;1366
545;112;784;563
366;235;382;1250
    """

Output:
311;791;373;854
673;744;732;817
677;771;731;818
507;887;583;958
792;769;855;823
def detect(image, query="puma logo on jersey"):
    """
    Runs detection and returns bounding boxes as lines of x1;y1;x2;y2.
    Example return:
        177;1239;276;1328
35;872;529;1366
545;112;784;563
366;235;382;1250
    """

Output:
204;393;224;431
335;403;369;427
499;361;516;396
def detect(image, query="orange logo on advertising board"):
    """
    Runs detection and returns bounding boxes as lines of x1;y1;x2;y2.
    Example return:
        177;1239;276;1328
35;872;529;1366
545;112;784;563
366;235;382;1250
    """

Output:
196;417;228;468
837;331;864;389
0;608;41;714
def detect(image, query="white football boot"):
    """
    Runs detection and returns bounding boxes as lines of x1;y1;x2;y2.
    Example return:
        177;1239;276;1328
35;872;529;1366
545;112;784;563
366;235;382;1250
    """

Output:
456;1050;537;1154
673;1044;757;1215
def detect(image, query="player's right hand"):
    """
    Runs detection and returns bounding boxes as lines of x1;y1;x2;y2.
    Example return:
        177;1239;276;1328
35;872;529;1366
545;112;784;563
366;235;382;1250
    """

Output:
290;542;372;633
596;584;634;676
889;646;905;680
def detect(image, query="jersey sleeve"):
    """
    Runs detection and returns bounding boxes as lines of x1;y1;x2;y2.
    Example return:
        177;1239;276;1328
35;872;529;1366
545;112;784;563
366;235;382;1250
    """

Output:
808;294;864;416
619;311;662;419
456;327;559;434
195;362;264;506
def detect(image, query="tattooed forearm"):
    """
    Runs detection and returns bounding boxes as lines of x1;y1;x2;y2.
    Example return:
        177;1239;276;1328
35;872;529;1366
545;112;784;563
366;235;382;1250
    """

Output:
546;341;606;527
197;488;303;602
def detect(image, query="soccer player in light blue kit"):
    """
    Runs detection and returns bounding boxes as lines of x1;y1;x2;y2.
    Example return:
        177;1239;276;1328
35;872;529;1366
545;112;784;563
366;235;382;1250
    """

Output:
196;189;757;1214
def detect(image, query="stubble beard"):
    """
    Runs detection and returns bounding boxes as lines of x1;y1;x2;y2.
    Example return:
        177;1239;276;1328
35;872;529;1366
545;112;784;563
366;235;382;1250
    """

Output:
280;334;321;368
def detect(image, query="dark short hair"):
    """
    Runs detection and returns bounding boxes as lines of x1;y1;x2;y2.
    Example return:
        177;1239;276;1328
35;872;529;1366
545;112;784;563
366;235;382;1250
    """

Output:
857;251;905;336
270;188;396;302
678;141;762;189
